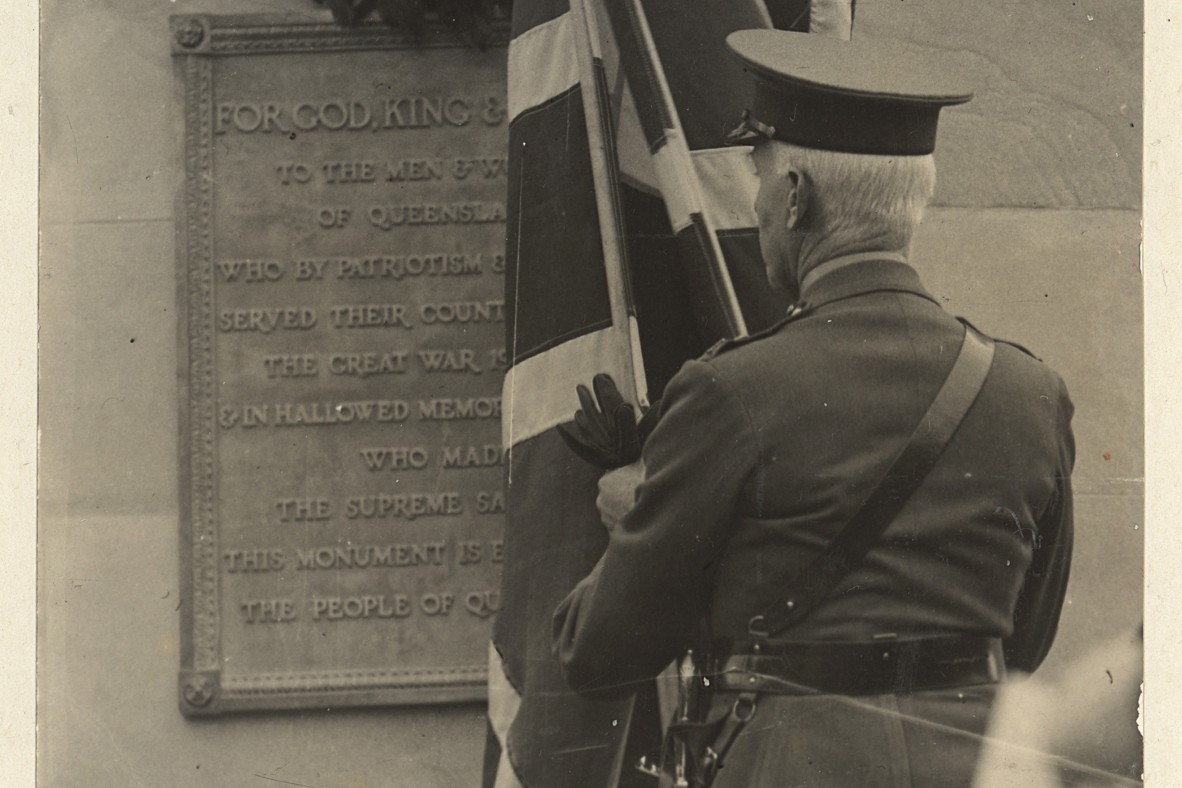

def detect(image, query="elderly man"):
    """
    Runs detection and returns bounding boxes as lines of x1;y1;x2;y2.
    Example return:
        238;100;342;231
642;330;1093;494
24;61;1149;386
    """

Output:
552;29;1074;787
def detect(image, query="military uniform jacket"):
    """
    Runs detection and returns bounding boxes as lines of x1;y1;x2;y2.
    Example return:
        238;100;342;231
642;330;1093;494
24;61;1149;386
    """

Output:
553;257;1075;697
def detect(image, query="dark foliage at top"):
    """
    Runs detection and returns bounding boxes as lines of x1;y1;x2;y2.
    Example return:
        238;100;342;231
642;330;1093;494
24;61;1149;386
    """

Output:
313;0;511;48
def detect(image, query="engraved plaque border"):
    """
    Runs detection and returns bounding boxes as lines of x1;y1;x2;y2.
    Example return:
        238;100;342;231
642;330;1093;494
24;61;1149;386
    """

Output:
174;14;508;716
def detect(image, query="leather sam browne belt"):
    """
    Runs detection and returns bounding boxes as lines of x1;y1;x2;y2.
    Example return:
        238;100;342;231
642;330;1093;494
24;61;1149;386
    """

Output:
712;635;1004;696
638;326;999;786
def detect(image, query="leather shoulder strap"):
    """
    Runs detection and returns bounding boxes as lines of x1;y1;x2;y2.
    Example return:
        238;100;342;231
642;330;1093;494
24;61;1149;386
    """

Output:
748;325;996;639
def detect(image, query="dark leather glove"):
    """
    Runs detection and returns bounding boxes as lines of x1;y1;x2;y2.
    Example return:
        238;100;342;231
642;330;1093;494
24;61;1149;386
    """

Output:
558;374;659;469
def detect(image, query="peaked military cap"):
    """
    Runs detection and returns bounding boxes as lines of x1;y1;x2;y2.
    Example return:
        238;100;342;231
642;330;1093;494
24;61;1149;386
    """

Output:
725;30;972;155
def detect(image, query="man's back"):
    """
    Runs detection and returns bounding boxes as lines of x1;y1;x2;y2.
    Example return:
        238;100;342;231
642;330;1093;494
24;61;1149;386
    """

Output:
558;257;1076;787
699;258;1074;669
554;257;1074;694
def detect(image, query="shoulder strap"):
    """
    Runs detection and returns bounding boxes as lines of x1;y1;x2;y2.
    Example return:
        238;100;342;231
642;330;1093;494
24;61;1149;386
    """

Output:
700;302;811;361
748;325;996;639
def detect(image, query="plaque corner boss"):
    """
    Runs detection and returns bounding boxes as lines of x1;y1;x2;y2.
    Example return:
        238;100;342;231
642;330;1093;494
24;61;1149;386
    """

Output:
171;15;210;55
178;669;221;717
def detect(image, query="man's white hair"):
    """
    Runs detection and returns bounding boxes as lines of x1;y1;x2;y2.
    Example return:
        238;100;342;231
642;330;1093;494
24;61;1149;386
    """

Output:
769;142;937;257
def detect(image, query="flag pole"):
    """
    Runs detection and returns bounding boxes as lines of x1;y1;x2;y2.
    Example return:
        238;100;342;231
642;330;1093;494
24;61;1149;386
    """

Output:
569;0;650;407
567;4;650;783
600;0;750;339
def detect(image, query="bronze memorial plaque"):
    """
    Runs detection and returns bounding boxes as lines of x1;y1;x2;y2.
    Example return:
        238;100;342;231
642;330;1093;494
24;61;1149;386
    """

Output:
173;15;509;714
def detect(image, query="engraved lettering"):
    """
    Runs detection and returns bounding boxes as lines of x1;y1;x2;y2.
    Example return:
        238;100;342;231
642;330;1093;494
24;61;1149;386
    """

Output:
347;100;371;129
440;156;510;180
214;96;499;134
451;158;473;179
385;158;444;182
219;405;271;429
359;446;429;471
344;492;464;520
230;103;254;133
241;598;298;623
293;102;318;131
318;207;352;228
320;102;348;130
473;157;508;178
224;549;286;573
445;97;471;125
219;406;239;429
328;304;413;329
418;397;502;420
217;259;284;282
242;405;269;427
322;160;376;183
294;258;330;280
295;542;446;570
441;445;505;468
464;590;499;618
217;308;316;333
215;103;293;134
262;103;289;133
272;400;410;426
334;254;483;281
419;300;504;324
419;593;455;615
476;491;506;514
309;595;412;620
234;103;261;133
277;162;314;185
486;347;509;371
457;541;483;565
328;351;409;378
383;97;470;129
186;36;511;707
482;96;505;126
216;102;234;134
270;100;368;132
275;498;332;522
366;202;506;230
383;98;408;127
416;348;482;373
263;354;318;378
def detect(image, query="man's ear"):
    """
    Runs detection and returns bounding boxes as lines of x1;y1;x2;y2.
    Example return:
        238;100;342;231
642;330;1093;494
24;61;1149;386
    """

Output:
785;167;811;231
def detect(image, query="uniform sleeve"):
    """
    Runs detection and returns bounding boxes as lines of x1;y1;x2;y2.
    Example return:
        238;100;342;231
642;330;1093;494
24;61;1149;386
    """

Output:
552;359;759;698
1004;375;1076;673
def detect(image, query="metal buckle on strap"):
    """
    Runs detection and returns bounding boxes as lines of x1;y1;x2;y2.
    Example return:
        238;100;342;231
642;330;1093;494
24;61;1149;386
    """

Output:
747;615;770;639
732;692;757;723
724;109;777;145
748;594;796;638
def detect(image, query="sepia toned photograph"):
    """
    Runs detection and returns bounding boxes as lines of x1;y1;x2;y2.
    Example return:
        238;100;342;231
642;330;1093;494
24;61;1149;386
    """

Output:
34;0;1145;785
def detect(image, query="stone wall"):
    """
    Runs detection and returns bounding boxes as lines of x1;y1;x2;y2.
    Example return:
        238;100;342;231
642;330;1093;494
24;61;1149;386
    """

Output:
38;1;1141;785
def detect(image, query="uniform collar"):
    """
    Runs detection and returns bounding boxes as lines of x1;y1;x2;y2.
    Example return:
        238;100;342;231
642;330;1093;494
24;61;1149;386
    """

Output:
797;252;938;311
